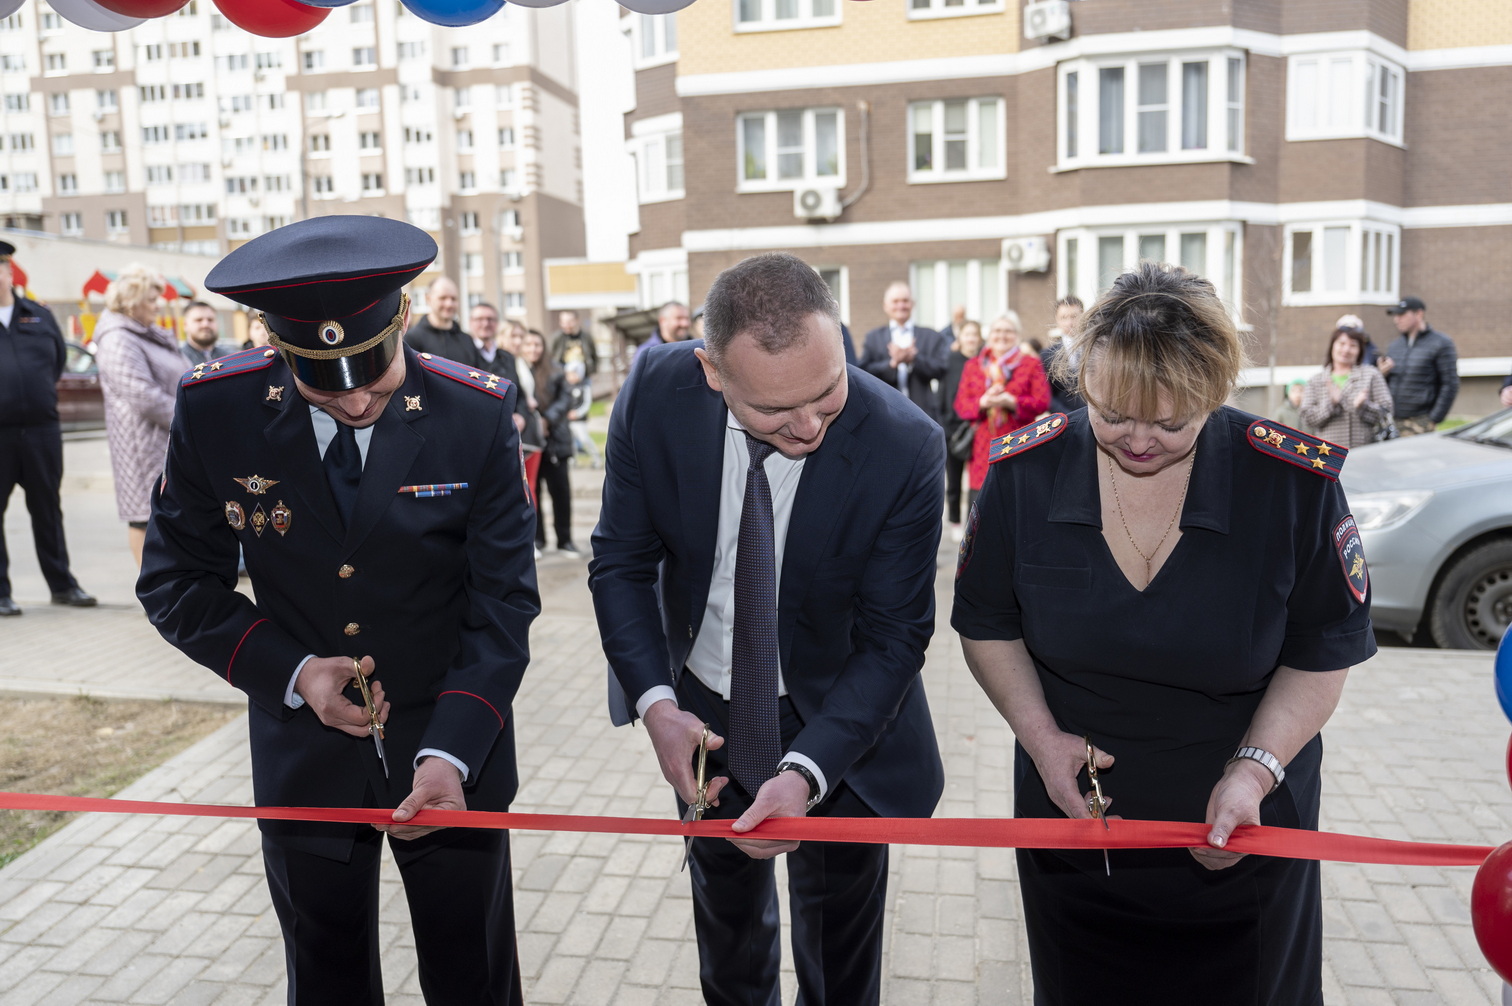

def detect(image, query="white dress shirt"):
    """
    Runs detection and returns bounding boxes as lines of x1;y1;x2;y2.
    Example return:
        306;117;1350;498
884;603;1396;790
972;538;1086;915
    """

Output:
889;322;914;393
634;414;830;799
285;406;470;780
0;303;15;329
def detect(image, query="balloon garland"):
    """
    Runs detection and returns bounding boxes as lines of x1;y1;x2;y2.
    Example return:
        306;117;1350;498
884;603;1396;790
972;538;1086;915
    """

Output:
1472;633;1512;990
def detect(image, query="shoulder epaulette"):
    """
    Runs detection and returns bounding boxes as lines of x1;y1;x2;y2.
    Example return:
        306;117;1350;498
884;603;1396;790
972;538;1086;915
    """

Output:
181;347;277;387
988;413;1069;464
416;353;511;400
1246;419;1348;481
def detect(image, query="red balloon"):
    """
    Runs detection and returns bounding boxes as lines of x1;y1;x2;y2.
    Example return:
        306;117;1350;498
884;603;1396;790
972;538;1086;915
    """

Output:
1473;842;1512;983
211;0;328;37
92;0;190;14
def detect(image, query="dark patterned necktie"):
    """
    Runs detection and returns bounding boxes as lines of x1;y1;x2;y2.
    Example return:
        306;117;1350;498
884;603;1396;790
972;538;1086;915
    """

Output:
324;421;361;527
729;432;782;797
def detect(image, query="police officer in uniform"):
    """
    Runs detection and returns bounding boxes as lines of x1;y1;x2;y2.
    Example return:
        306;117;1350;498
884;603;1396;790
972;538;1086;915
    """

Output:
138;217;538;1005
0;240;94;615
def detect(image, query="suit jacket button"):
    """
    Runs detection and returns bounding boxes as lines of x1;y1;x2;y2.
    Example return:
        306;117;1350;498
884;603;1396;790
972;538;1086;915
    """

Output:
338;564;354;579
344;622;360;636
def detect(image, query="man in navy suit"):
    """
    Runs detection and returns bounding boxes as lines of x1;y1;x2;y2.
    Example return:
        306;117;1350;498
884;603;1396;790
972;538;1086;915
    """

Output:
857;280;950;425
589;252;944;1006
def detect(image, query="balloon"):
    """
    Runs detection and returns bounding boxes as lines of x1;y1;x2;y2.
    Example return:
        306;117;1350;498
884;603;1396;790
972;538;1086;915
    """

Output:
509;0;568;7
400;0;505;27
1474;842;1512;983
294;0;359;6
91;0;190;14
50;0;147;30
0;0;22;15
211;0;329;36
1497;628;1512;724
1507;735;1511;792
618;0;696;11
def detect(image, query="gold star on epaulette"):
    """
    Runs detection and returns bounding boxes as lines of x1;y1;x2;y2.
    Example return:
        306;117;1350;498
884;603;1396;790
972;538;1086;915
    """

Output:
1311;457;1326;469
210;361;223;371
1316;443;1332;457
1017;434;1030;444
484;376;500;391
1294;441;1311;456
468;371;482;379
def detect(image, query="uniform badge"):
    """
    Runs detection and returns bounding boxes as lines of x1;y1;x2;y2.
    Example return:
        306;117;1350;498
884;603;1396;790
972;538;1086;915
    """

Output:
956;500;980;581
225;501;246;530
989;413;1069;465
234;474;281;495
1247;422;1347;481
1333;515;1369;603
271;500;292;536
318;320;345;346
249;504;268;538
404;395;422;411
266;385;284;402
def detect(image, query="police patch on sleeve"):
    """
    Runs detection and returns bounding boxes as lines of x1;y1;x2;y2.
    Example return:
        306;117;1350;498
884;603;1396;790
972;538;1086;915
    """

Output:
1333;515;1368;603
956;500;980;582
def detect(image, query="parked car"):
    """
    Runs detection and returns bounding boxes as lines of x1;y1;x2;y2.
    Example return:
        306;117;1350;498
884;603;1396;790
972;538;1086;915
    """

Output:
57;341;105;432
1341;410;1512;650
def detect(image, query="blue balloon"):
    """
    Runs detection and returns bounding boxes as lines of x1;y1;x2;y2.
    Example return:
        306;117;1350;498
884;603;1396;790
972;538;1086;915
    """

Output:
1497;629;1512;724
400;0;504;26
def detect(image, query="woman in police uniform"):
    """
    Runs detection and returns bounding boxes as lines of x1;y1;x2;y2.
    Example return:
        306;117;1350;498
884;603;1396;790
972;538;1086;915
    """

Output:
953;262;1375;1004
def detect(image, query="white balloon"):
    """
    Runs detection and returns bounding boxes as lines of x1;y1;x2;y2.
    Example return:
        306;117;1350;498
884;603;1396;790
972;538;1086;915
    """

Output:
618;0;696;12
50;0;147;30
0;0;23;16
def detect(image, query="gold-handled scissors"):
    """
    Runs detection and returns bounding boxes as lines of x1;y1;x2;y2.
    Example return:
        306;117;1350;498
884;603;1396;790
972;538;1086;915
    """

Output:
680;725;712;873
1084;735;1110;877
353;658;388;779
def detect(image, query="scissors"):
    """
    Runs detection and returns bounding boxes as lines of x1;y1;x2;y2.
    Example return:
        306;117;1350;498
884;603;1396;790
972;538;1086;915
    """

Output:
1084;735;1110;877
352;658;388;779
680;725;712;872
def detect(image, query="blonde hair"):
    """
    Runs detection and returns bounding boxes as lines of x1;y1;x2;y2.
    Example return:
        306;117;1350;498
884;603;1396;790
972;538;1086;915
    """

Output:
1054;261;1242;420
990;310;1023;334
104;265;164;315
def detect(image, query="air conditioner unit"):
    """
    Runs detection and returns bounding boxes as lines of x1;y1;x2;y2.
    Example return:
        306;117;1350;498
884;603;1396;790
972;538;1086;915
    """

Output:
1023;0;1071;42
1002;236;1051;272
793;186;841;222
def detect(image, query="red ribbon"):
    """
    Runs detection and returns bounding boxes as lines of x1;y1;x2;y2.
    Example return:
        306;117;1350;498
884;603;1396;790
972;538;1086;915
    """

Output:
0;791;1493;867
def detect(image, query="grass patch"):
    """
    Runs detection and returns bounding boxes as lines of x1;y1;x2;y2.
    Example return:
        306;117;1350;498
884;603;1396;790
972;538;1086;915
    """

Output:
0;696;239;869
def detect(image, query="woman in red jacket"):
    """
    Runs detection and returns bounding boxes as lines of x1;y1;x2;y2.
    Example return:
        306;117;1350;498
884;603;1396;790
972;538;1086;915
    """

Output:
954;311;1051;506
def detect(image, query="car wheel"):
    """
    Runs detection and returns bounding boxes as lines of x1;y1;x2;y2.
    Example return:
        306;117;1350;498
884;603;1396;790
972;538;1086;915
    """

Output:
1428;539;1512;650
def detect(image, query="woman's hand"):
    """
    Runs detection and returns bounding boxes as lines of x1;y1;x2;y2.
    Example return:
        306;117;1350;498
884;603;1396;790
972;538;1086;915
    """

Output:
1192;758;1273;870
1328;382;1344;404
1350;390;1367;409
1026;730;1115;821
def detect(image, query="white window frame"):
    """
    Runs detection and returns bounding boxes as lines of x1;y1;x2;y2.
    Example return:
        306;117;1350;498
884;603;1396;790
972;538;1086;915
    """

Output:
1057;49;1247;171
630;113;684;204
909;258;1005;332
1056;222;1245;316
1285;51;1404;146
1281;220;1400;307
733;0;839;34
907;0;1003;21
105;209;128;233
906;97;1005;184
815;265;849;326
459;210;480;233
630;13;678;69
502;250;523;274
736;107;845;193
60;211;82;237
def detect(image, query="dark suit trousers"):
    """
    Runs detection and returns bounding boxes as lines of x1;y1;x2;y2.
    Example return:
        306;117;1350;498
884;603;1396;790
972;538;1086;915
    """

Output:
534;453;572;547
0;423;76;597
677;673;889;1006
261;823;522;1006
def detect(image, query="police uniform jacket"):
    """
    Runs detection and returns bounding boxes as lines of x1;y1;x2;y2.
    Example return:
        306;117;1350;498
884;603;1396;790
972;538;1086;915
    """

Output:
139;345;539;857
0;296;66;428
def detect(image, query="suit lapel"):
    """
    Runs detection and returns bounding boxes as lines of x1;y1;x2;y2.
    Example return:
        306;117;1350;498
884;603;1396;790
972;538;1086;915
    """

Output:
678;369;726;631
342;360;426;554
262;371;345;544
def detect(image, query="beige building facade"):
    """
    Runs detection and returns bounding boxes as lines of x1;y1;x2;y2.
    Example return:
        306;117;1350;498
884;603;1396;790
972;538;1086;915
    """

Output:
625;0;1512;404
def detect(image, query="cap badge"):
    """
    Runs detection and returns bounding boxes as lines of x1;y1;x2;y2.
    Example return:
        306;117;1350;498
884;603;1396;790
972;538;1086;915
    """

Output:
224;501;245;530
266;385;284;402
318;320;345;347
404;395;422;411
234;474;280;495
271;500;292;537
249;504;268;538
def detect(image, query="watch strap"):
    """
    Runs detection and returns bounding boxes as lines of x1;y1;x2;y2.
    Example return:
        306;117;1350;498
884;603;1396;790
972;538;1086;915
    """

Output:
1229;746;1285;792
776;761;821;811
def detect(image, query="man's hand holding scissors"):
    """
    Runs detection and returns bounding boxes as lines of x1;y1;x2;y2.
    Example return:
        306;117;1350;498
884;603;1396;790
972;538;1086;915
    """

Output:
295;654;390;739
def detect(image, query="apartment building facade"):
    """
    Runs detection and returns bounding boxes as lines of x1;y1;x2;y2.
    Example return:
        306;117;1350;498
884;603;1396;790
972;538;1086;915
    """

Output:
0;0;584;329
624;0;1511;390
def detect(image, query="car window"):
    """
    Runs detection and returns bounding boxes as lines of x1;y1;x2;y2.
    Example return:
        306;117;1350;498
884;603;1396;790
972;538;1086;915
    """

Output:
1447;409;1512;449
64;343;96;375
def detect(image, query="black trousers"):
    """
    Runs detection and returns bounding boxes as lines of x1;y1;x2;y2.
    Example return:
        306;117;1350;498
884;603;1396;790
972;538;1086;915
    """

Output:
0;423;77;597
261;825;522;1005
677;673;889;1006
534;453;572;547
945;453;966;524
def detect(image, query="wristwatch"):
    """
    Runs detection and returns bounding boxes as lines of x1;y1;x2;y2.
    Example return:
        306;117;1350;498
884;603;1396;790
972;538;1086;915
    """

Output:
1228;746;1285;792
776;761;822;811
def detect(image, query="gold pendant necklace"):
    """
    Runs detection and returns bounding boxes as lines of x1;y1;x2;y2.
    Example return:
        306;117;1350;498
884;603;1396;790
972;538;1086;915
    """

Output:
1105;449;1196;585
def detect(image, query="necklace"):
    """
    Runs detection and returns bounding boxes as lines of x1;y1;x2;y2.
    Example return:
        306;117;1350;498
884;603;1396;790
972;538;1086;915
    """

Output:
1105;448;1196;586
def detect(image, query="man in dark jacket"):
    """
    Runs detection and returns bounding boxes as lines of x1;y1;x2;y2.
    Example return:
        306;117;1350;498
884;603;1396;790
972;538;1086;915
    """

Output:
857;281;949;425
549;310;597;376
403;276;479;368
0;242;94;615
1378;296;1458;435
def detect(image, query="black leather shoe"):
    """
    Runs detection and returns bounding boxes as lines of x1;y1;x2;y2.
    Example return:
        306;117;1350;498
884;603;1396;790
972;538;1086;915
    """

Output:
0;597;20;616
50;587;97;607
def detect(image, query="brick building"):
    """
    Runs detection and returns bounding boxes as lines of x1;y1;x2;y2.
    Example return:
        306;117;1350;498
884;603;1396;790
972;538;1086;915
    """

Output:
0;0;584;330
623;0;1511;405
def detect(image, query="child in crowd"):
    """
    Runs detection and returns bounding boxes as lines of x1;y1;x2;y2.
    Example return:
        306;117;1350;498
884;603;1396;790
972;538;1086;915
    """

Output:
564;362;602;468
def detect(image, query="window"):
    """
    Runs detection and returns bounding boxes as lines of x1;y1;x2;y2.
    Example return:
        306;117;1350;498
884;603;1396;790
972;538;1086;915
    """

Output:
175;122;208;140
356;88;379;109
262;134;287;151
254;52;281;70
496;84;514;107
303;50;324;71
106;209;128;233
172;83;204;100
501;208;521;232
218;53;248;72
492;42;509;65
460;211;480;233
404;127;433;144
1283;221;1399;306
312;175;334;196
405;166;435;184
7;132;31;150
908;98;1003;182
502;250;523;272
454;86;472;110
464;252;483;275
147;165;173;184
40;12;60;32
0;54;24;72
225;176;256;193
737;108;843;190
816;266;849;324
140;85;166;102
142;43;163;61
0;13;21;30
910;259;1002;331
633;13;677;67
908;0;1000;18
180;203;216;223
450;46;469;68
224;136;255;155
142;125;170;144
57;173;77;195
100;130;121;152
264;174;289;191
264;93;284;111
359;130;381;150
457;129;473;151
1057;223;1243;311
104;170;125;193
181;163;211;181
51;134;72;156
306;91;327;113
96;90;118;112
398;41;425;59
638;264;688;310
169;41;200;58
12;172;35;192
459;170;476;190
2;93;24;112
735;0;838;31
633;128;684;202
92;49;114;70
61;212;82;237
361;172;383;193
309;134;331;153
1059;51;1245;168
228;218;253;236
264;214;291;230
499;169;516;190
498;127;515;148
504;291;526;313
44;53;64;73
177;2;198;15
352;47;376;68
350;2;374;21
1286;52;1403;144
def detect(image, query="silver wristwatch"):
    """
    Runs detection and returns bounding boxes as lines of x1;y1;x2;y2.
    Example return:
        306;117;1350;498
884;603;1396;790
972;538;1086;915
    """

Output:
1228;746;1285;792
